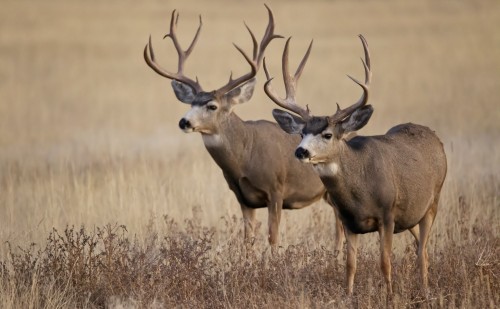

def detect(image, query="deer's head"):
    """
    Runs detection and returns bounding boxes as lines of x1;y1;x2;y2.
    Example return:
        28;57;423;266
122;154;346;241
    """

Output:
172;79;256;134
144;5;282;135
265;35;373;164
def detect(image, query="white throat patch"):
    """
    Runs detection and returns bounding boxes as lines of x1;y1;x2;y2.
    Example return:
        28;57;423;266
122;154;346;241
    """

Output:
202;134;223;148
313;162;340;177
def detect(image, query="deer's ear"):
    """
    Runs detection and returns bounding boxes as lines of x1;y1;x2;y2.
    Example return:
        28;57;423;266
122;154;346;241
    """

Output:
171;80;196;104
272;109;305;134
223;78;256;105
340;105;374;134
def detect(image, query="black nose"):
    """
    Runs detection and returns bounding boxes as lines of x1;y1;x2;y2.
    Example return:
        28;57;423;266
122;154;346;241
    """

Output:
295;147;310;160
179;118;191;130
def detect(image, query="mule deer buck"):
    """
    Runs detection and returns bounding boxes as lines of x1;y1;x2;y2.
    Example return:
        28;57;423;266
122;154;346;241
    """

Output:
264;35;447;295
144;5;344;252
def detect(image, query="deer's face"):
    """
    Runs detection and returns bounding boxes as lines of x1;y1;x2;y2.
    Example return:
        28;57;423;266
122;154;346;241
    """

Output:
295;118;340;164
273;106;374;165
173;79;256;135
179;96;223;135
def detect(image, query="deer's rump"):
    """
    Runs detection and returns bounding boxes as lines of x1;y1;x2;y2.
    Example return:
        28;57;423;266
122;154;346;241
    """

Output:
384;123;447;231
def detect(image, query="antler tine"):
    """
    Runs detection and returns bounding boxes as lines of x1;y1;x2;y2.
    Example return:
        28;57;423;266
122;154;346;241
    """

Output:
244;22;258;61
294;38;313;83
215;4;283;96
185;15;203;58
144;10;203;93
331;34;372;122
256;4;284;66
264;37;313;121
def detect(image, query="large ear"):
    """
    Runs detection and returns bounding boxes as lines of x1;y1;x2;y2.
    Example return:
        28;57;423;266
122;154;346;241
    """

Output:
341;105;374;133
223;78;256;105
171;80;196;104
272;109;305;134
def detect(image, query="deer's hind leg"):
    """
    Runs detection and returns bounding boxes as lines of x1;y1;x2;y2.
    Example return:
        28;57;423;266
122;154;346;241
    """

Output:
409;225;420;255
417;199;438;295
409;225;420;244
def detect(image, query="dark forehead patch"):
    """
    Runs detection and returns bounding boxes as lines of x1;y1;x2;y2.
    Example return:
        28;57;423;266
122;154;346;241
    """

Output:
192;91;215;106
303;116;329;135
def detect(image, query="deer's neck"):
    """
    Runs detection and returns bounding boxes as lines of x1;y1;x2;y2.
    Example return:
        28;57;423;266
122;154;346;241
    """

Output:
314;140;368;197
201;113;249;176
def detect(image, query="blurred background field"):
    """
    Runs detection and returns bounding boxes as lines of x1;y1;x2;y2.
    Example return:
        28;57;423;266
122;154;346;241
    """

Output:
0;0;499;307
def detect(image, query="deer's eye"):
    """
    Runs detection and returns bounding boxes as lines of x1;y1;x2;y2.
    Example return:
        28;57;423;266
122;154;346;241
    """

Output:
207;105;218;111
323;133;333;140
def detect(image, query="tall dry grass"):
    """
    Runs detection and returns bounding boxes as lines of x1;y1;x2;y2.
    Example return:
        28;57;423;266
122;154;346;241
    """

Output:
0;0;499;307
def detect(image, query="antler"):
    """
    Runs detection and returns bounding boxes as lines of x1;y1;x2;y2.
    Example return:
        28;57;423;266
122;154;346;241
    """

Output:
263;37;313;121
330;34;371;123
144;10;203;93
214;4;283;97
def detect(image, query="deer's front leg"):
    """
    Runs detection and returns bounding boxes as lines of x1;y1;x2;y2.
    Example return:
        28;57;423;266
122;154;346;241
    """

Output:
345;229;359;295
379;219;395;296
325;195;345;257
267;193;283;252
333;207;345;256
240;205;256;247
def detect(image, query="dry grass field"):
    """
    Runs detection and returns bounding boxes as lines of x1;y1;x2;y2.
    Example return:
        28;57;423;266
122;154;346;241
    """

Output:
0;0;499;307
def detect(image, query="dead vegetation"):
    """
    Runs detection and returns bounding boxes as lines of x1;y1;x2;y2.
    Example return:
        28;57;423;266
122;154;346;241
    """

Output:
0;0;499;308
1;210;498;308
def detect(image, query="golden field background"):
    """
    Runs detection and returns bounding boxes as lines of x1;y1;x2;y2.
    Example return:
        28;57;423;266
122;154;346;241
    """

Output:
0;0;499;307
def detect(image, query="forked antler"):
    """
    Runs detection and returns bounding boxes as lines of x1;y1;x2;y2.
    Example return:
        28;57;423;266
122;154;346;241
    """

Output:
330;35;371;123
263;37;313;121
264;35;372;123
144;10;203;93
144;5;282;96
214;4;283;97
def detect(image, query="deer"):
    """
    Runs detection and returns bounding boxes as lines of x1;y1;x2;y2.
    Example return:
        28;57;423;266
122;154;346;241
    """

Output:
144;5;345;253
263;35;447;295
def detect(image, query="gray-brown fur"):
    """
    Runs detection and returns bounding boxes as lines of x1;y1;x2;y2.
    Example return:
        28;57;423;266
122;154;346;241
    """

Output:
303;117;329;135
177;81;344;249
318;122;446;234
144;6;345;251
205;113;326;210
275;108;447;296
267;33;447;296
